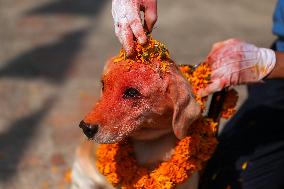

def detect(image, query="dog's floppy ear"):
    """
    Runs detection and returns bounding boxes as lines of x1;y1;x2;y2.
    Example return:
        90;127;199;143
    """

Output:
168;67;201;139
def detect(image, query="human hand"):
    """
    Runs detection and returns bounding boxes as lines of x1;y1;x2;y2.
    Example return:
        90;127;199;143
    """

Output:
198;39;276;97
112;0;157;55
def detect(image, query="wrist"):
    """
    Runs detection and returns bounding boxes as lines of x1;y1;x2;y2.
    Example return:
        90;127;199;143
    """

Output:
257;48;276;80
267;51;284;79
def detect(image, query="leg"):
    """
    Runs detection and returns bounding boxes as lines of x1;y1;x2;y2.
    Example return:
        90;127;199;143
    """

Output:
71;141;113;189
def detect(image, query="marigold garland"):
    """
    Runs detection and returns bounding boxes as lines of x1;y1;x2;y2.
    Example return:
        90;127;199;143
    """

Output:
96;119;218;189
96;37;238;189
221;89;239;119
179;63;211;110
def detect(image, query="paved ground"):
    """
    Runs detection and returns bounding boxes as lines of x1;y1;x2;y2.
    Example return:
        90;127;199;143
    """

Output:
0;0;277;188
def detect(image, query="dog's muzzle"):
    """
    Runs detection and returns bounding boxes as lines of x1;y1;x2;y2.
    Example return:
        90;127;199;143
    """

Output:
79;120;99;139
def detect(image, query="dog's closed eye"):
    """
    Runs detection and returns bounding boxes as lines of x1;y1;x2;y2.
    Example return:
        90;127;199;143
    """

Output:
123;87;141;99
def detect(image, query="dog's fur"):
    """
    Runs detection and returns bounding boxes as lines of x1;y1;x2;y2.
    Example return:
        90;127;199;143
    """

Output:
71;58;201;189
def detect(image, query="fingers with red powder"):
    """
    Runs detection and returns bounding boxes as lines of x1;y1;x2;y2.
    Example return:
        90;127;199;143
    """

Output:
198;39;276;97
112;0;158;55
144;0;158;32
115;21;135;54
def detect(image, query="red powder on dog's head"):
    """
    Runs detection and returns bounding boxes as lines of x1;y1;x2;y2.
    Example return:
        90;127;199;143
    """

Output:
84;58;174;143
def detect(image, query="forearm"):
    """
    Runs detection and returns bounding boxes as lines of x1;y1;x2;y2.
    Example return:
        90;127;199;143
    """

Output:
267;51;284;79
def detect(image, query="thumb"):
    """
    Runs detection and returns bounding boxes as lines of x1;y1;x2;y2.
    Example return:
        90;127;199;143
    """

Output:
144;0;157;32
197;79;223;97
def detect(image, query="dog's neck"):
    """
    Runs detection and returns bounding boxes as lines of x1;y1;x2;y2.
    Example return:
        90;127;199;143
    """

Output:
130;133;178;169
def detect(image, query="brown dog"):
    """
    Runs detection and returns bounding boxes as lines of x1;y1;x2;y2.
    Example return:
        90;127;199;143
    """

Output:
71;58;201;189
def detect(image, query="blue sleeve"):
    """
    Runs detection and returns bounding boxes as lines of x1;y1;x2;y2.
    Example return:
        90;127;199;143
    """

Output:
273;0;284;51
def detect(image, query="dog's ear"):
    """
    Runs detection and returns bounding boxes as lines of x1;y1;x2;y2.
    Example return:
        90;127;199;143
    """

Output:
103;58;116;74
168;67;201;139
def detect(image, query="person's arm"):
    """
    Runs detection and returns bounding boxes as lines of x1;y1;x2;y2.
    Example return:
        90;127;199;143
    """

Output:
198;39;282;97
112;0;158;55
267;51;284;79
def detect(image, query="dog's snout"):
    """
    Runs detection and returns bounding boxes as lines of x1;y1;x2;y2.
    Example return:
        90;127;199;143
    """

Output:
79;120;99;139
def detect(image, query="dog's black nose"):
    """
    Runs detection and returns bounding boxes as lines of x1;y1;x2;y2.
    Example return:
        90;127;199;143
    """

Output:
79;120;99;139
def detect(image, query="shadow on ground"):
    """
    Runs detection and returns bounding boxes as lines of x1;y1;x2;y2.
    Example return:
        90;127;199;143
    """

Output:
0;28;90;84
0;97;56;183
0;0;108;184
26;0;107;17
0;0;109;83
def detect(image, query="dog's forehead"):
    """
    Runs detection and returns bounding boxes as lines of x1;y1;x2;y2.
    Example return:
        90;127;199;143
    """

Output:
103;60;166;84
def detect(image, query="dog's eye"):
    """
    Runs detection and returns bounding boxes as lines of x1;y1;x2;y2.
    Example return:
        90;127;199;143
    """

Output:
123;87;141;99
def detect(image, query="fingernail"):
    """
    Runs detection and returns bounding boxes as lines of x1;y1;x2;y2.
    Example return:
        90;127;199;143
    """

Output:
138;36;147;44
197;89;207;98
125;48;133;56
123;44;133;56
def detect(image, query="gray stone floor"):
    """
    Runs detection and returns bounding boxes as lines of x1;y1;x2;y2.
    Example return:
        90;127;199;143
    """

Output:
0;0;276;188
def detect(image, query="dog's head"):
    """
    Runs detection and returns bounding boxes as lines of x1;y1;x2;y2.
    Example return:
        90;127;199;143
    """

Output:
79;59;201;143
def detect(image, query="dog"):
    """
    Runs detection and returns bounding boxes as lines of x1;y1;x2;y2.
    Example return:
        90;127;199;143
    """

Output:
71;57;202;189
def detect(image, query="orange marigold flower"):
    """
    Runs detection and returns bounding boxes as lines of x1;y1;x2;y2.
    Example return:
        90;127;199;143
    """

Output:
221;89;239;119
113;36;171;72
179;63;211;110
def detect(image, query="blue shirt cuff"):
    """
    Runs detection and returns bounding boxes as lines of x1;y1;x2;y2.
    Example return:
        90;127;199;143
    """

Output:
276;39;284;52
